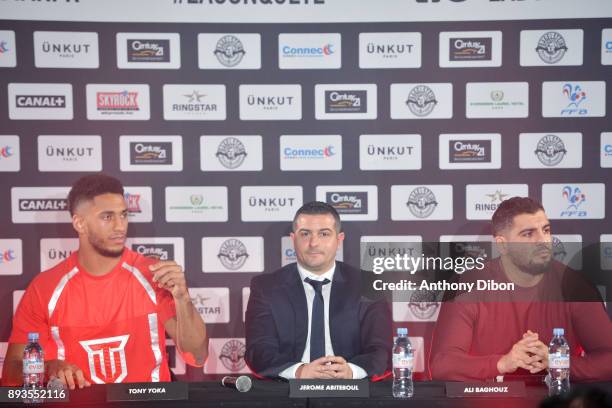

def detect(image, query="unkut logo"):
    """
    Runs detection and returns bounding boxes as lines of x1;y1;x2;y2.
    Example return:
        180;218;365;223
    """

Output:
561;84;587;116
80;335;130;384
560;185;586;217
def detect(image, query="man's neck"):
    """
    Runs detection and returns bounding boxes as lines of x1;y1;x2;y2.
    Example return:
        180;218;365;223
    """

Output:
500;256;544;288
77;245;123;277
297;261;335;277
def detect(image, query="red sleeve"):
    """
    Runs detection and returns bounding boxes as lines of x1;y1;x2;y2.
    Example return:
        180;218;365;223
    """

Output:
570;302;612;381
429;301;503;381
9;280;57;360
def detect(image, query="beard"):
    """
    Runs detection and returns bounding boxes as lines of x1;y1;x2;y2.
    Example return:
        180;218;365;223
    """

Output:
506;244;552;275
88;234;124;258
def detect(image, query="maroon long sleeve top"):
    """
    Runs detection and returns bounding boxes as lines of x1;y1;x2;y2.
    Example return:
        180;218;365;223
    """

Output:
429;259;612;382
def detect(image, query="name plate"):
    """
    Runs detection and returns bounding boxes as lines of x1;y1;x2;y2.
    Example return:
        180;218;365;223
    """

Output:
446;381;526;398
106;382;188;402
289;379;369;398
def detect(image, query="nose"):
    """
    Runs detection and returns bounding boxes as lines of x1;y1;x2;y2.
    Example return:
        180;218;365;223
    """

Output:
113;215;128;232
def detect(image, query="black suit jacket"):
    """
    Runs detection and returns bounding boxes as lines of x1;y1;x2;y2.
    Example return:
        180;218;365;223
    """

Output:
245;261;392;378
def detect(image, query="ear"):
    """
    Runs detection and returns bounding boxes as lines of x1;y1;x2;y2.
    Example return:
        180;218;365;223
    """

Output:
494;235;508;255
72;213;86;235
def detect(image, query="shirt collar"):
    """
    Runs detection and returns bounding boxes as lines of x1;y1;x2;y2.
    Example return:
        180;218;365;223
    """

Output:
296;261;336;283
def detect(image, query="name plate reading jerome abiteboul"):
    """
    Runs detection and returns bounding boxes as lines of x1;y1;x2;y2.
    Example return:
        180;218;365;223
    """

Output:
446;382;526;398
106;382;188;401
289;379;370;398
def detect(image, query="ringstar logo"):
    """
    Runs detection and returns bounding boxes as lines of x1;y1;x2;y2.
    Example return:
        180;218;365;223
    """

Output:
214;35;245;67
474;190;508;212
124;193;141;214
97;91;139;112
534;135;567;166
406;187;438;219
219;339;246;372
281;43;334;57
216;137;247;169
560;185;586;217
0;249;16;264
16;95;66;108
217;239;249;270
171;90;218;113
1;146;13;158
561;83;587;116
536;32;568;64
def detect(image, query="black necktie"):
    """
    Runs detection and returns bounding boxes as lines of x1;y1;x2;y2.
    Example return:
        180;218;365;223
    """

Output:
304;277;331;362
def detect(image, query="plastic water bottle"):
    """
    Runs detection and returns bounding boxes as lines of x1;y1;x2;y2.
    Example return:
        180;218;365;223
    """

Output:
23;332;45;404
548;328;570;396
392;327;414;398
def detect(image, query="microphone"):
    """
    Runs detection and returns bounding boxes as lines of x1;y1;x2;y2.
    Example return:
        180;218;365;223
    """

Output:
221;375;252;392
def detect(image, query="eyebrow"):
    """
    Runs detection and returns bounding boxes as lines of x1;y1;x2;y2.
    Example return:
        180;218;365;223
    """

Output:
518;224;550;234
298;228;333;233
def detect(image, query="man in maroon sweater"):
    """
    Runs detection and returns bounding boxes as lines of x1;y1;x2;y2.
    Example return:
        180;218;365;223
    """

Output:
430;197;612;382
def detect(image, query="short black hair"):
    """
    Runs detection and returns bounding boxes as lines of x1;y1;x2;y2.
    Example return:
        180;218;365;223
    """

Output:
67;174;124;216
292;201;341;233
491;196;545;236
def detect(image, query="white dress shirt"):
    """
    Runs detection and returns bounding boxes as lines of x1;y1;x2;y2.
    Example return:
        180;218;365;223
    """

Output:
278;262;367;379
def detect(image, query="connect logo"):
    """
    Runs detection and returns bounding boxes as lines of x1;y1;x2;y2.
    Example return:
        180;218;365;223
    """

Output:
0;146;13;158
0;41;9;53
0;250;16;264
281;43;334;57
283;145;335;159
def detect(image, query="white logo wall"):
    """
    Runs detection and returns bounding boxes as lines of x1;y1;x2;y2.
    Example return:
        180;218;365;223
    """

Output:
0;10;610;381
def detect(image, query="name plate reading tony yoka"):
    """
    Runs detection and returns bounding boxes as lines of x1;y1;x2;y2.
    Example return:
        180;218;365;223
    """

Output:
446;382;526;398
106;382;188;402
289;379;369;398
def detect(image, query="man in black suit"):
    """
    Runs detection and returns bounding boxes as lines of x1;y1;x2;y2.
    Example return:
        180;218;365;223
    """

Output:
245;201;391;379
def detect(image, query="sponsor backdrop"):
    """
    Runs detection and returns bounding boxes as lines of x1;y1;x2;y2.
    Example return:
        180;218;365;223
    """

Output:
0;0;611;381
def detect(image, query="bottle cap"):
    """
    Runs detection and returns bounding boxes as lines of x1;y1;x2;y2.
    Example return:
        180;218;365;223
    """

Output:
397;328;408;336
553;328;564;336
27;332;39;342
